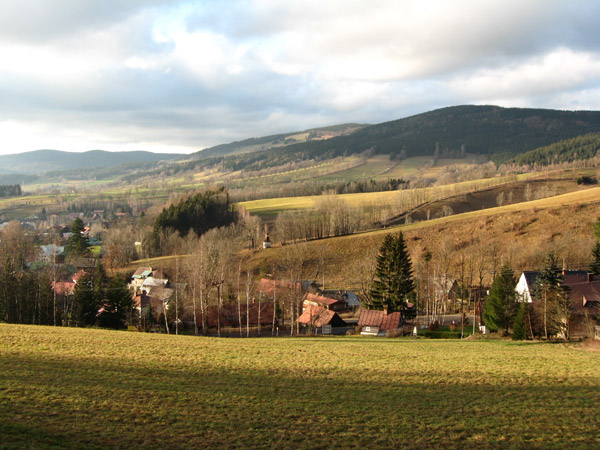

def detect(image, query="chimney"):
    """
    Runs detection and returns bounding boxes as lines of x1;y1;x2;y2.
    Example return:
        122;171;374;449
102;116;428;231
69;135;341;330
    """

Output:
588;273;593;283
383;305;388;314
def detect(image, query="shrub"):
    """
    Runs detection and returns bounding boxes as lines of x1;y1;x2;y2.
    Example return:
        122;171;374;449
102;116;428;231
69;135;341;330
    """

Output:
419;330;462;339
577;176;597;185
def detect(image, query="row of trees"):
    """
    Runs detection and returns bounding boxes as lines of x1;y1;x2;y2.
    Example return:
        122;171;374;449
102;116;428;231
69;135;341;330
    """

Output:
0;184;21;197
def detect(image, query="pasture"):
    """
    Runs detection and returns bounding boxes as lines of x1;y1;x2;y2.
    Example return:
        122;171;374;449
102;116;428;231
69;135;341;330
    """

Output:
1;324;599;449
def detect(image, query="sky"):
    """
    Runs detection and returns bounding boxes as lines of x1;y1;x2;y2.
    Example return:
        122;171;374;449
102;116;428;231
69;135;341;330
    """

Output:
0;0;599;156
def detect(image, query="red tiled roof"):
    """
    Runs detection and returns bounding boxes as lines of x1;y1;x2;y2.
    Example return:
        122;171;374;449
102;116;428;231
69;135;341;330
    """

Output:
298;305;346;328
52;281;76;296
256;278;301;298
303;293;340;307
299;305;335;327
358;309;402;331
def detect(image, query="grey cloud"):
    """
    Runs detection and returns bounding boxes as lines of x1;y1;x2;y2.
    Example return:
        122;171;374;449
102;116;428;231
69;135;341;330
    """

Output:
0;0;178;43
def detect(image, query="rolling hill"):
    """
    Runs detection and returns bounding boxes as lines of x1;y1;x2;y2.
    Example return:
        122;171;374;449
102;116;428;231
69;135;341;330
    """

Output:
197;105;600;173
0;149;184;175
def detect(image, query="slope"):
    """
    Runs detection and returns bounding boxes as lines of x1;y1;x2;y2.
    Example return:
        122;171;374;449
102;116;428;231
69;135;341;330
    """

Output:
0;149;184;175
214;105;600;173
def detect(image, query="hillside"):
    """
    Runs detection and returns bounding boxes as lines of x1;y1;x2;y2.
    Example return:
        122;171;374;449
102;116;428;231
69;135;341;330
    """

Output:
210;105;600;173
0;149;183;175
246;185;600;290
511;133;600;166
192;123;366;160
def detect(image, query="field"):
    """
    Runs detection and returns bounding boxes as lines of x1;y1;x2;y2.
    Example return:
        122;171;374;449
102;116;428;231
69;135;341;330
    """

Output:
1;324;599;449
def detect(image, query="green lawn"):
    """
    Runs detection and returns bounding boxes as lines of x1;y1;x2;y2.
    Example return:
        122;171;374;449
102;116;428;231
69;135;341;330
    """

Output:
1;324;599;449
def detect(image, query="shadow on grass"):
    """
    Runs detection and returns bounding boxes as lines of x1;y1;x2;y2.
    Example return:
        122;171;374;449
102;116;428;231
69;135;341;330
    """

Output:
1;353;599;449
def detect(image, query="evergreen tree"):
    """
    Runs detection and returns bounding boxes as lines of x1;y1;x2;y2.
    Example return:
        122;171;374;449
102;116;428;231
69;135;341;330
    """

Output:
73;263;106;326
98;275;133;329
589;217;600;274
512;302;527;340
535;254;562;339
66;217;89;256
482;263;517;334
368;232;415;313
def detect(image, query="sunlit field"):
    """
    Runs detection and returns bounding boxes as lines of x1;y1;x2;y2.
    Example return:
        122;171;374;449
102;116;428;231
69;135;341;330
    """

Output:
1;324;599;449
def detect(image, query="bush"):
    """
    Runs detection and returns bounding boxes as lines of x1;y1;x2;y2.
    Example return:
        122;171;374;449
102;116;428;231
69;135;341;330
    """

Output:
428;320;440;331
419;330;462;339
577;176;597;185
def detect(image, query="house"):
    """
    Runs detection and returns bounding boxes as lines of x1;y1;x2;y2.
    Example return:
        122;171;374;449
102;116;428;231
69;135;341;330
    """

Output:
515;270;599;338
302;293;346;312
38;244;65;264
515;270;588;303
52;270;86;296
320;289;361;309
256;278;313;299
358;309;402;336
129;267;168;294
298;305;347;330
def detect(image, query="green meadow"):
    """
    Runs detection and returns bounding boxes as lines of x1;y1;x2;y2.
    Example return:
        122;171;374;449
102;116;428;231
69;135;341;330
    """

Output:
1;324;599;449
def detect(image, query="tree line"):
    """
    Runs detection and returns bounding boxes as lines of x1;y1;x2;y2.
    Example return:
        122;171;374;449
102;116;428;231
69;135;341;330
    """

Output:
0;184;21;197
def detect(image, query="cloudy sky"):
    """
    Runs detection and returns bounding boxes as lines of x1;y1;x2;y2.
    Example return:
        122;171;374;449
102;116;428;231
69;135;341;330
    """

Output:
0;0;599;155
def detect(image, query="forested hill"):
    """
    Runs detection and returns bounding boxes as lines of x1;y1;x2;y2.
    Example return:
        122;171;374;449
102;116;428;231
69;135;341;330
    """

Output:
0;149;183;175
208;105;600;172
194;123;365;160
510;133;600;166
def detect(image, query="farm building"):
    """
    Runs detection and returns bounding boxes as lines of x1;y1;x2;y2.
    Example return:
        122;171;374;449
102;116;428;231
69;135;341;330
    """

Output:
358;309;402;336
298;305;347;331
302;293;346;312
515;270;600;338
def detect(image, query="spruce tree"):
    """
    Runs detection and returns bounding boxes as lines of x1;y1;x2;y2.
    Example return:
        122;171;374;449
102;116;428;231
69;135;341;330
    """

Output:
369;232;415;312
73;262;106;326
590;217;600;274
66;217;89;256
99;275;133;329
512;302;527;340
482;263;517;334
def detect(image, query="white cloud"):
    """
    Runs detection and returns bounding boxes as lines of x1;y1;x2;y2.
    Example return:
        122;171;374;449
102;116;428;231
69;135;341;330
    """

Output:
0;0;600;155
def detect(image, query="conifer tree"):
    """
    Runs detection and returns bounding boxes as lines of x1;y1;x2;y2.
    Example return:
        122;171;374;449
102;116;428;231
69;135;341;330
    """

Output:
98;275;133;329
66;217;89;256
589;217;600;274
368;232;415;313
512;302;527;340
482;263;517;334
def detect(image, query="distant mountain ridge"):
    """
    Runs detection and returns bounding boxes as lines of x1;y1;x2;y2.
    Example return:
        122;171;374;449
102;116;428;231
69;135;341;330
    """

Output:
194;105;600;172
0;149;184;175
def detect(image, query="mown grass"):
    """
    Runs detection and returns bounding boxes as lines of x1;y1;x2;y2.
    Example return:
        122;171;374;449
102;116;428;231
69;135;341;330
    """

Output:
1;324;599;449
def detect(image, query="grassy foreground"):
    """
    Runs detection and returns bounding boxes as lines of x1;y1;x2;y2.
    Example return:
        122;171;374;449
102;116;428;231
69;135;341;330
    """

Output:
1;325;599;449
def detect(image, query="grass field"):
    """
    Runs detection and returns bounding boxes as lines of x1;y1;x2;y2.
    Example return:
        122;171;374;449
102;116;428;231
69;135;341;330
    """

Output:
238;172;539;218
1;324;599;449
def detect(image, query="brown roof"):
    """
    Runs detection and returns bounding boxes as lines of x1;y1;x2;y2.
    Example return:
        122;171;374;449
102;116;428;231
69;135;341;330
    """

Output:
298;305;346;328
52;280;76;296
303;293;341;307
561;274;600;315
256;278;301;298
358;309;402;331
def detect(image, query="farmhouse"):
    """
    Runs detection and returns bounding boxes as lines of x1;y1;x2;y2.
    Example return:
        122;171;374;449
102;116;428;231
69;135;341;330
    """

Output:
302;293;346;312
358;309;402;336
38;244;65;264
515;270;587;302
256;278;314;299
129;267;168;294
298;305;347;331
515;270;600;338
